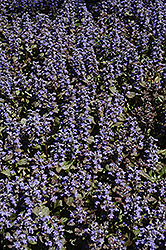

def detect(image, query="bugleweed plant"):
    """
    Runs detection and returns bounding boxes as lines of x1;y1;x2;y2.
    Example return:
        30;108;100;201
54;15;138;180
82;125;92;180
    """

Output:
0;0;165;249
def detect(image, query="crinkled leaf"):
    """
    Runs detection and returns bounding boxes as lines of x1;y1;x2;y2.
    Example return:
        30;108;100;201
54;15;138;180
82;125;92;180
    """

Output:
39;53;44;57
0;98;5;103
17;158;29;166
4;153;13;161
109;86;117;94
62;160;75;170
64;197;73;206
32;206;40;216
54;117;60;124
1;168;11;177
61;217;68;224
124;240;133;246
41;206;50;216
32;206;50;217
67;221;75;226
10;213;17;220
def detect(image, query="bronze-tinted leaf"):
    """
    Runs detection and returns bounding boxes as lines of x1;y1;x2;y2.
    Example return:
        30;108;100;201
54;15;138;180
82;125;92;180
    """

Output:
124;240;133;246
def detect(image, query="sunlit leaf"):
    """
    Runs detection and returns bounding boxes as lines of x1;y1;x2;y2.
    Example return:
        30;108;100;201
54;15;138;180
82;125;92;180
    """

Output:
20;118;26;125
87;136;95;144
62;160;75;170
4;153;13;161
56;165;62;173
41;206;50;216
17;158;29;166
28;240;37;245
109;86;117;94
126;91;136;98
1;168;11;177
133;229;140;236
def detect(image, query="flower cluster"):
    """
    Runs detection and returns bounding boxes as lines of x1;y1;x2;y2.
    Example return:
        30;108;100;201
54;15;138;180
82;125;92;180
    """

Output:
0;0;165;249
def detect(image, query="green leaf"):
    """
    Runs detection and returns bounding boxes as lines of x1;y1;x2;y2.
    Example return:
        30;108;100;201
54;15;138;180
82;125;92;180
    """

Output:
139;81;146;87
29;240;37;245
77;193;83;199
88;115;96;124
62;160;75;170
10;213;17;220
61;217;68;225
158;95;165;102
17;38;22;43
32;206;50;217
39;53;44;57
41;206;50;216
17;158;28;166
12;56;17;63
159;149;166;156
0;98;5;103
21;118;26;125
31;44;37;49
56;165;62;173
126;91;136;98
66;230;73;234
54;117;60;124
106;164;114;171
54;199;63;208
109;86;117;94
25;91;32;97
39;235;44;243
114;121;123;126
15;90;20;96
64;197;73;206
1;168;11;177
32;144;42;150
159;166;166;177
133;229;140;236
4;153;13;161
139;170;155;182
32;206;40;216
155;76;160;83
87;136;95;144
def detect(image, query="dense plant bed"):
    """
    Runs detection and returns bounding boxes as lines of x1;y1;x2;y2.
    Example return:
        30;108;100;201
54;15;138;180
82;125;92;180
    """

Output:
0;0;165;249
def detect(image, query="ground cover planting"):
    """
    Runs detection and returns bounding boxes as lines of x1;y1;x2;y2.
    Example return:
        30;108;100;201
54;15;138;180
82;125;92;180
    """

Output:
0;0;166;249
